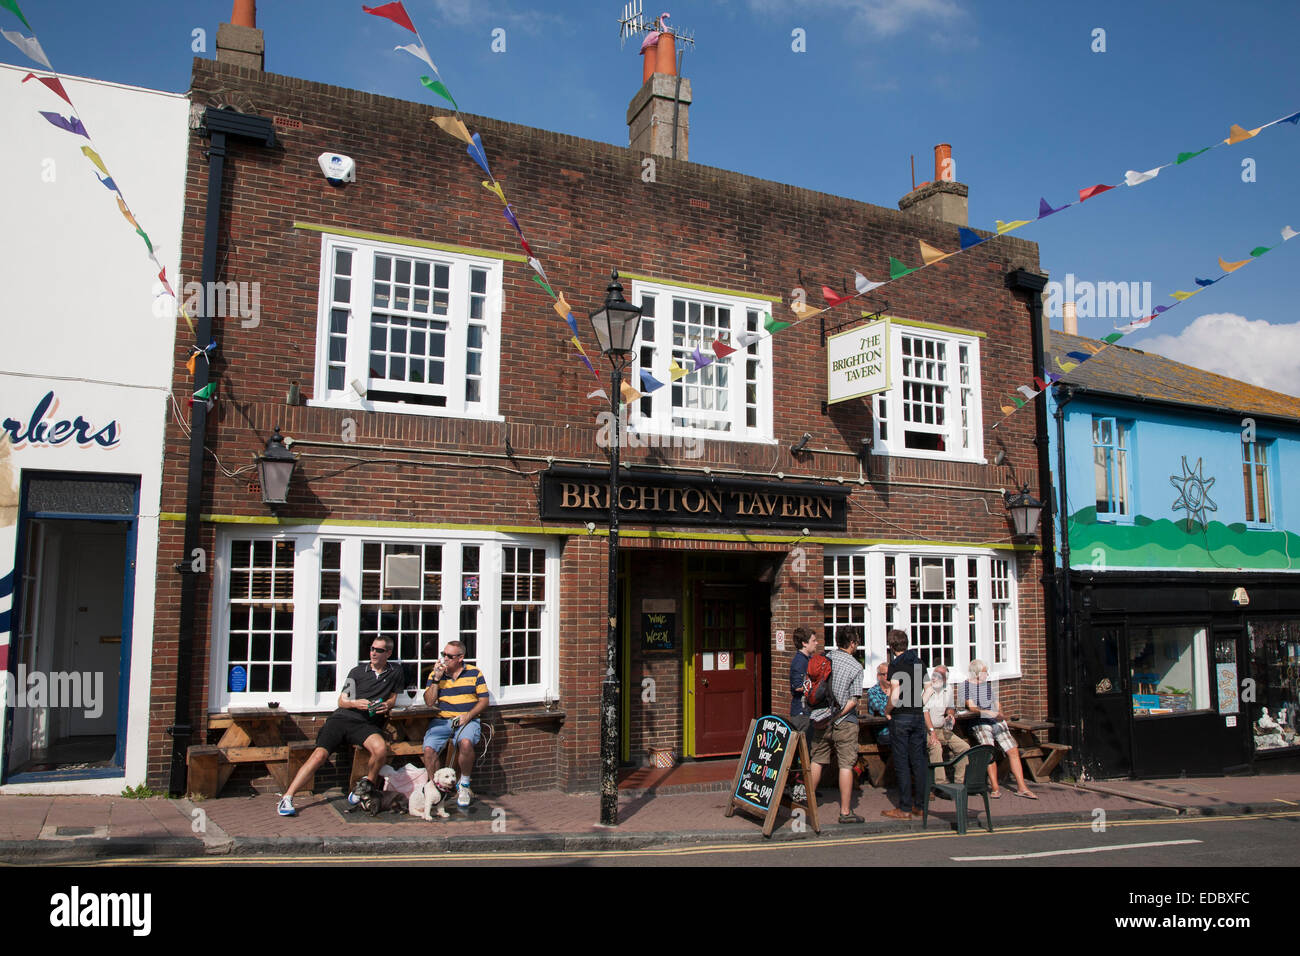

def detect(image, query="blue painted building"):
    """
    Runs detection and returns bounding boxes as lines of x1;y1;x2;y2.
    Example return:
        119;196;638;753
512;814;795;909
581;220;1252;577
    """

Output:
1046;330;1300;778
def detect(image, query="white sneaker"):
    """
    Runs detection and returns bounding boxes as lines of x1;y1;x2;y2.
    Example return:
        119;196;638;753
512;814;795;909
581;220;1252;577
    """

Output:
277;796;298;817
457;783;473;809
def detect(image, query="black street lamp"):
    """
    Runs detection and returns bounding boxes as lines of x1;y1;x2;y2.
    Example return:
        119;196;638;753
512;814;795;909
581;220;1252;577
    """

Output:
588;270;643;827
256;426;297;509
1004;483;1045;539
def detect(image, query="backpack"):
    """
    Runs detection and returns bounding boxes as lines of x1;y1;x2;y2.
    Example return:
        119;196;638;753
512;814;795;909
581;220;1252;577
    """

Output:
804;654;834;723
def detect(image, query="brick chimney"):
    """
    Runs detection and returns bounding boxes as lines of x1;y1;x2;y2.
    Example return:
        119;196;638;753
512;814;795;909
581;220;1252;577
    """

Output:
216;0;264;71
898;144;969;226
627;22;690;160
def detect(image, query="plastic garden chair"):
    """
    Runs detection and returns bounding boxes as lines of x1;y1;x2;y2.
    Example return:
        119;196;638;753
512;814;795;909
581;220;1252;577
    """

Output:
921;744;995;835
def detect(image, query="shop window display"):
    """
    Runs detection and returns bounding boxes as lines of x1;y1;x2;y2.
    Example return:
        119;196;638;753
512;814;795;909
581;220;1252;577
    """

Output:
1129;626;1209;716
1248;619;1300;752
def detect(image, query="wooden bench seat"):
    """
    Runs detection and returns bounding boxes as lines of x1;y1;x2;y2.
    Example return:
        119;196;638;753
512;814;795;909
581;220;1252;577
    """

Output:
349;739;457;790
186;740;317;799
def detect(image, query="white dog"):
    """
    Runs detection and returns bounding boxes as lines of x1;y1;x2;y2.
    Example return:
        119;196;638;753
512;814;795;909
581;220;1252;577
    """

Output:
410;767;458;820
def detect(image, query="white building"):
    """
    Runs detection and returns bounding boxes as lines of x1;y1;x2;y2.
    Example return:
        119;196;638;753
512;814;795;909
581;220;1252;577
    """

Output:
0;62;189;792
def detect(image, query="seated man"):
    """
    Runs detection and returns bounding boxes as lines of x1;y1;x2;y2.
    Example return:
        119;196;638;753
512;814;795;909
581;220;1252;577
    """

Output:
960;659;1036;799
923;664;969;794
422;640;489;809
865;662;892;746
278;634;403;817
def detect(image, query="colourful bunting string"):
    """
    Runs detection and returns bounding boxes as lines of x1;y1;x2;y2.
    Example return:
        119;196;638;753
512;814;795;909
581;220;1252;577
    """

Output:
995;224;1297;424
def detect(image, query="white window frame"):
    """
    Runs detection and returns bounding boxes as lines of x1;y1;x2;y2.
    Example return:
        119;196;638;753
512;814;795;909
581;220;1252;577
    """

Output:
626;279;774;444
871;324;984;463
310;233;504;421
1242;438;1274;528
1092;415;1133;522
209;526;558;712
822;545;1020;689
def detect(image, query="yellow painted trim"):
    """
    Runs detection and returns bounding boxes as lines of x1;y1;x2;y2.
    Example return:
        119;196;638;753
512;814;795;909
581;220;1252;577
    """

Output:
621;272;782;304
682;570;695;757
293;222;527;263
864;313;987;339
159;513;1038;551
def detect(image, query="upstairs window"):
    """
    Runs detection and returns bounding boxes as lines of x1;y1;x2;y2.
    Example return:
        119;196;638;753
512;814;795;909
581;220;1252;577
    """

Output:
1242;439;1273;526
1092;416;1131;519
872;326;983;462
628;280;773;443
314;233;502;419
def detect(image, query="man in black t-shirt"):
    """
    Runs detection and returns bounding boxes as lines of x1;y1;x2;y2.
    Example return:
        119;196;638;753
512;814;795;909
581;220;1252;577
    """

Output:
882;628;928;820
277;634;405;817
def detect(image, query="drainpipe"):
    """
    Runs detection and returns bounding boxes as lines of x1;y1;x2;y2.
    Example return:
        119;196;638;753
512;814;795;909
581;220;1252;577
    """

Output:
1053;385;1079;769
168;106;276;796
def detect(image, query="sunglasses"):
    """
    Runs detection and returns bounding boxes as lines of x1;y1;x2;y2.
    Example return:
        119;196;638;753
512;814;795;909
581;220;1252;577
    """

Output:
441;652;463;659
370;646;391;654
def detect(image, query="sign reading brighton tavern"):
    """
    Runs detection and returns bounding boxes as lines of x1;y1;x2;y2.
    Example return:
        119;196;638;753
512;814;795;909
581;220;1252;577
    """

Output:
540;467;848;531
827;318;890;406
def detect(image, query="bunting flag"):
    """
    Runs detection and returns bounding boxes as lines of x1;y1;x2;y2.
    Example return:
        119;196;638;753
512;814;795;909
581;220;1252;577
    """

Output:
821;285;854;307
1224;123;1261;144
620;381;642;404
1037;198;1067;219
481;179;507;204
918;240;950;265
763;312;791;334
1;0;32;30
995;224;1297;424
527;257;548;284
956;227;986;249
854;271;886;293
530;274;556;298
1175;147;1210;164
712;339;737;359
692;347;712;370
420;75;458;109
588;388;609;402
789;300;822;319
888;256;916;279
432;115;472;143
467;133;492;178
1124;166;1163;186
396;41;437;73
363;2;417;32
80;145;108;175
995;219;1031;234
734;331;763;348
1283;226;1299;241
193;383;217;401
502;205;523;237
1078;184;1113;201
639;369;665;393
22;71;71;105
2;28;51;68
668;359;689;381
39;110;88;137
95;173;117;192
116;197;139;228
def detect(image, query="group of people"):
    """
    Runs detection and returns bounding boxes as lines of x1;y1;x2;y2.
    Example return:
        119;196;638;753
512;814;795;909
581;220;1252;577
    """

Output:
276;637;488;818
789;626;1035;823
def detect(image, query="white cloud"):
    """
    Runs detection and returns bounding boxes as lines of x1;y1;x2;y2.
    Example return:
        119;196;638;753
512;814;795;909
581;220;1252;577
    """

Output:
746;0;972;42
1139;312;1300;399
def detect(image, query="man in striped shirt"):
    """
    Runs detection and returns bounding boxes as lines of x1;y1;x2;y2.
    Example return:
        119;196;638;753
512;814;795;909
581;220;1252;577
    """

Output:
422;640;489;808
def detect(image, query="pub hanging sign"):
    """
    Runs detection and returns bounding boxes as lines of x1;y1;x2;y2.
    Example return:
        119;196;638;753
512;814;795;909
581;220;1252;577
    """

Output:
540;466;848;531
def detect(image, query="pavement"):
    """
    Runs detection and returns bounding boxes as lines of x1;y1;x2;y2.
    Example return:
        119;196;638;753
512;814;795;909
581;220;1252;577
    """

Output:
2;771;1299;861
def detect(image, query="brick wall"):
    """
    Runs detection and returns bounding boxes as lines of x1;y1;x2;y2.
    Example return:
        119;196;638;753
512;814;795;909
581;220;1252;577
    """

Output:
147;58;1048;789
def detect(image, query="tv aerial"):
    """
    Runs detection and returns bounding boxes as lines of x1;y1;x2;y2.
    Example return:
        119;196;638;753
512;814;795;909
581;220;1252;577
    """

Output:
617;2;695;52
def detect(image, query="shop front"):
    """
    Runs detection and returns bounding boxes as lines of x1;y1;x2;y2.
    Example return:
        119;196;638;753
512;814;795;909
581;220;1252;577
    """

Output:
1072;573;1300;779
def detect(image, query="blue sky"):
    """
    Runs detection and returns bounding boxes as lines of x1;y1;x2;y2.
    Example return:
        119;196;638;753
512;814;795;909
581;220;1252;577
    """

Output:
6;0;1299;394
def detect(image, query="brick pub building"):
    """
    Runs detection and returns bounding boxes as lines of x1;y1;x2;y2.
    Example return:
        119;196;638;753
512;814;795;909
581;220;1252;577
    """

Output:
148;18;1051;797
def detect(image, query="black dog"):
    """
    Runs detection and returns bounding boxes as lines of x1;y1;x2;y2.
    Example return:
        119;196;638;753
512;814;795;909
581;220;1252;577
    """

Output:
352;775;383;816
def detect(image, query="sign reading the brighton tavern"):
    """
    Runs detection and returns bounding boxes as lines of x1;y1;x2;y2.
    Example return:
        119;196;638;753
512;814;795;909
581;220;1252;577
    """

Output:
540;467;848;531
827;318;890;406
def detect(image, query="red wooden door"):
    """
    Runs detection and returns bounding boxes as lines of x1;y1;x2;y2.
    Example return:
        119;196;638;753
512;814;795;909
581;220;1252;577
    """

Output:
693;587;759;756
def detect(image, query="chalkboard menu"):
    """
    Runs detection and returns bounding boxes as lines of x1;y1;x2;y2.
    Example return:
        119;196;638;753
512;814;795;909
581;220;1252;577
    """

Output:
725;715;820;837
641;612;676;652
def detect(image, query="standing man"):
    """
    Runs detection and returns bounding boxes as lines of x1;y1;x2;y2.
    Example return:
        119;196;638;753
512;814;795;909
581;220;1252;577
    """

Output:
422;640;489;809
923;664;969;793
883;628;927;820
788;627;820;730
807;627;865;824
277;634;404;817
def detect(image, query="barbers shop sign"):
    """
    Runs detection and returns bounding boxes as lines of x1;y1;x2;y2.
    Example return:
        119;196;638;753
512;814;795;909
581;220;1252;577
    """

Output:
540;467;848;531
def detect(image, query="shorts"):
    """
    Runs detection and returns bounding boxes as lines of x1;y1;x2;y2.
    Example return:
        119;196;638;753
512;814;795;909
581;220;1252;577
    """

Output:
422;716;482;752
809;720;858;767
315;714;384;754
970;719;1016;753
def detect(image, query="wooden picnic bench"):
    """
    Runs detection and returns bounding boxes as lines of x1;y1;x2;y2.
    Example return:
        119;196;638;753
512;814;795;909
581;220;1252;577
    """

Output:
347;704;460;790
187;707;317;798
1005;719;1071;782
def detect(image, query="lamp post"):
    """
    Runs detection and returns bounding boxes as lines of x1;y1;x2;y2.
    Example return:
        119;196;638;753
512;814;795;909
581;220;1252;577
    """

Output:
588;271;643;827
1004;483;1044;539
256;426;297;509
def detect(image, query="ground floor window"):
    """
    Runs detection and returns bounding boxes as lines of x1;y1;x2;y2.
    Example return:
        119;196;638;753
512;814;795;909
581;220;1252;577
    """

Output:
212;527;558;711
822;547;1021;686
1248;619;1300;751
1128;626;1211;716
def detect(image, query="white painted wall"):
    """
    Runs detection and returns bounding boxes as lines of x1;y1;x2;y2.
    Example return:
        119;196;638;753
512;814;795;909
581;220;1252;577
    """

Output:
0;64;189;792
